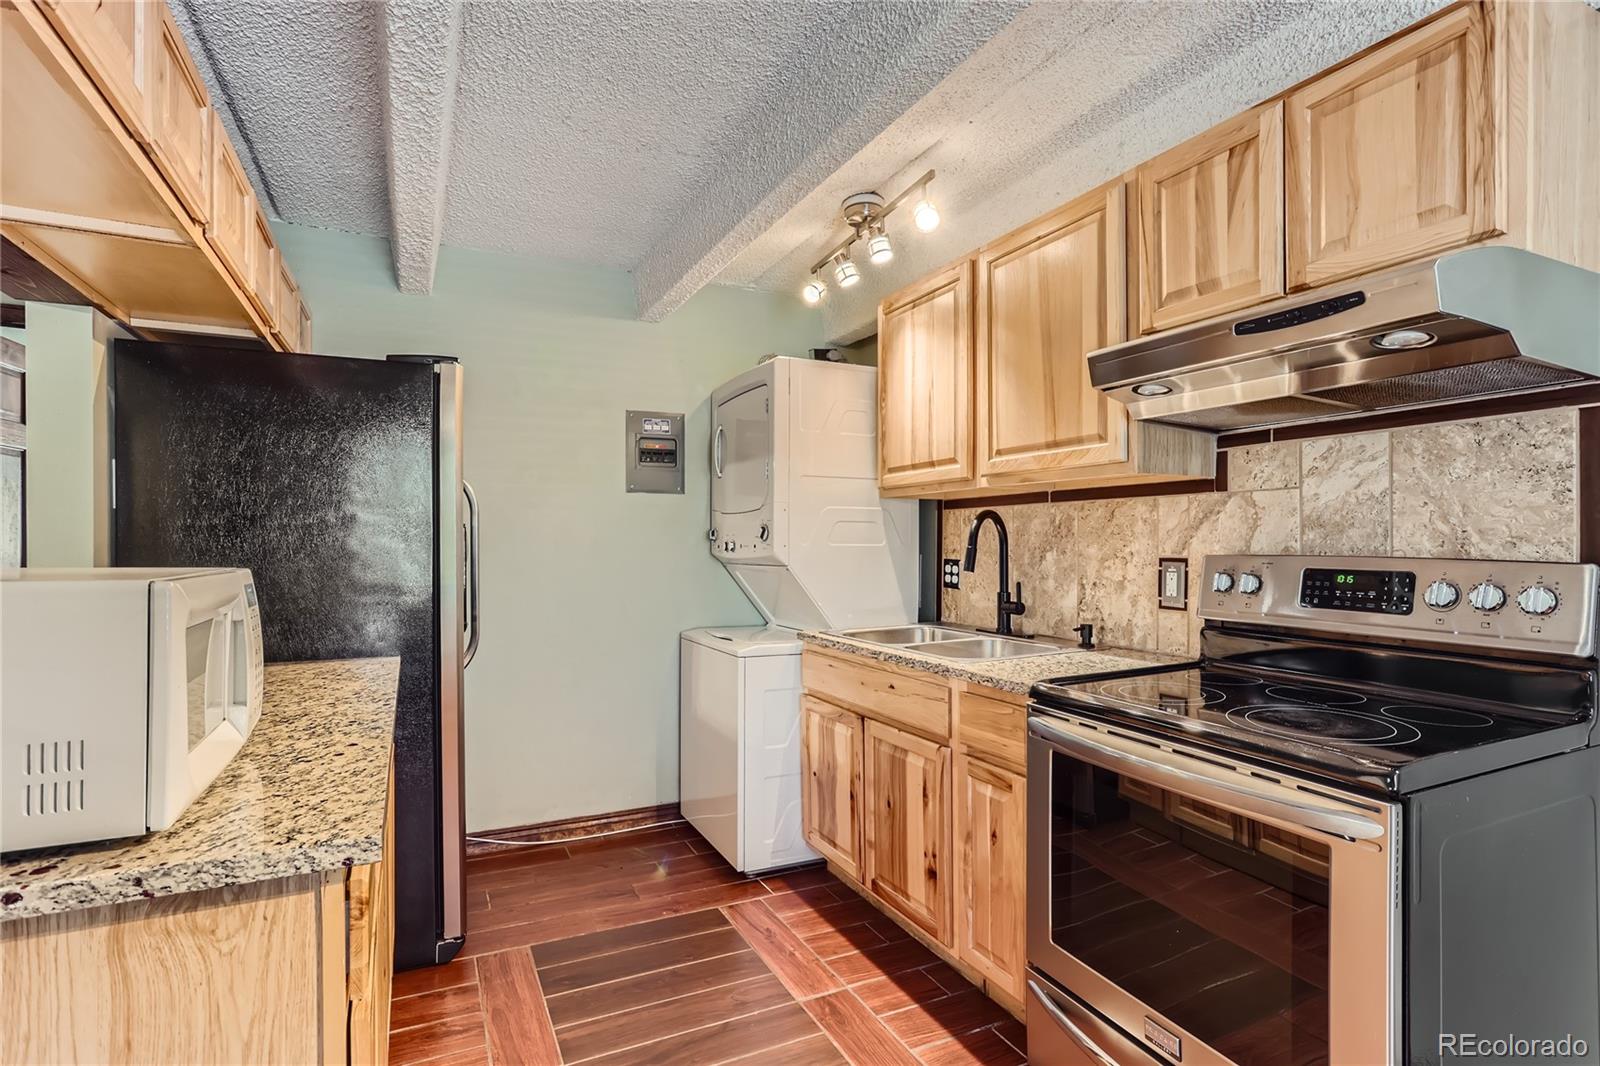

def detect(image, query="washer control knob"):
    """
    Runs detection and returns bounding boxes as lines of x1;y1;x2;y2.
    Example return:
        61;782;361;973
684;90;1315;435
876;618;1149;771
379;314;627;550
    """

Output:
1468;581;1506;612
758;523;770;542
723;540;736;553
1237;572;1262;596
708;528;717;542
1517;585;1559;616
1212;571;1235;594
1422;579;1460;610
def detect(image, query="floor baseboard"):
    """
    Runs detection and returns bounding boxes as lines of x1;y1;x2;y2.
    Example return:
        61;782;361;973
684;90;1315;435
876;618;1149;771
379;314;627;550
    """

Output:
465;802;683;856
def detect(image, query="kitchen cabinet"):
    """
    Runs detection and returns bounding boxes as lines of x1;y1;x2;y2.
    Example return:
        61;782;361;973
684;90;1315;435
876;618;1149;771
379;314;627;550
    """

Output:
1286;3;1498;289
248;208;280;325
207;109;255;287
801;695;864;880
1134;102;1284;332
863;718;953;945
954;752;1026;1003
147;1;211;223
974;181;1128;480
277;258;304;351
877;258;975;493
39;0;153;144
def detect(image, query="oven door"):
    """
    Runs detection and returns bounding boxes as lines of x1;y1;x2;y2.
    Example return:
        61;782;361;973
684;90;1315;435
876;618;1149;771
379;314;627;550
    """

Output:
1027;712;1400;1066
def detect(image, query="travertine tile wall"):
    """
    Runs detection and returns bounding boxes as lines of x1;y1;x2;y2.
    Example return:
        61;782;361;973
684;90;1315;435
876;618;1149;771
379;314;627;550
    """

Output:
941;408;1582;658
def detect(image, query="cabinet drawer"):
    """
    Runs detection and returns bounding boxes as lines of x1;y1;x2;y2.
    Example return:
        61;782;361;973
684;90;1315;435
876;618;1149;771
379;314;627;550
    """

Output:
803;648;949;741
954;685;1026;774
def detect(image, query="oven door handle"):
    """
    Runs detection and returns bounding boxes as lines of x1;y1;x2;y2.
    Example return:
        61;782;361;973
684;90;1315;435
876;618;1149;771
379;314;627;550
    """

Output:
1030;717;1385;841
1027;980;1118;1066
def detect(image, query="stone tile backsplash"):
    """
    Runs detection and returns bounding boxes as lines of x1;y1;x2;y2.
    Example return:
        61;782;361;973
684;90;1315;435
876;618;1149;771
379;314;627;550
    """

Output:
942;408;1582;658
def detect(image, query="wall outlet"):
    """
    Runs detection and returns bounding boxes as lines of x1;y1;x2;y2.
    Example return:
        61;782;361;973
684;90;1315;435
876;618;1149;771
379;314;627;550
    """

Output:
942;559;962;589
1158;557;1188;610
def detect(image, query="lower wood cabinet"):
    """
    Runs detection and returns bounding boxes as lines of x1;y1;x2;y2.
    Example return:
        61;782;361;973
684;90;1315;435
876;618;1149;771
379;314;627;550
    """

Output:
954;751;1027;1002
863;719;953;945
801;695;864;881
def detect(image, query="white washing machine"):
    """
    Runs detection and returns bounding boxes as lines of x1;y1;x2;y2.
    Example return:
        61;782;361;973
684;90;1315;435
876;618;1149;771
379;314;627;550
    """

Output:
679;625;817;874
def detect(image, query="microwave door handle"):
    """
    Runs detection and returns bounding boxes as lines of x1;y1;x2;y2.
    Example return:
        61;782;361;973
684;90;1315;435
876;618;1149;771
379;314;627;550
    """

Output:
1029;717;1384;842
462;480;481;667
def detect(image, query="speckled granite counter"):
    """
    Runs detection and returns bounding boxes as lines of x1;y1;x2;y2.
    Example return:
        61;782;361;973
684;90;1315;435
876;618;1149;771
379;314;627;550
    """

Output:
800;630;1183;695
0;657;399;920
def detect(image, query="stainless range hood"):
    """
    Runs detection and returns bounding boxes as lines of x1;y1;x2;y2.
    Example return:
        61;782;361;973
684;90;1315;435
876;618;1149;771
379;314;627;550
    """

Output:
1089;247;1600;432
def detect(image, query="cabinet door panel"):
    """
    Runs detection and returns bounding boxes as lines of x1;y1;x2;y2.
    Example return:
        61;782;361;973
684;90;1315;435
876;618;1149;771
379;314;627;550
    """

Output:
955;754;1025;1002
205;112;253;289
976;182;1128;479
877;259;974;491
42;0;153;144
802;697;863;880
1286;3;1497;288
148;2;210;223
863;720;951;944
1136;102;1284;332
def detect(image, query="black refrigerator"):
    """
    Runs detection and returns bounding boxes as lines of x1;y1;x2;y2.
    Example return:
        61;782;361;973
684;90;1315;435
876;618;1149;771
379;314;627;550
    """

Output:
110;340;478;970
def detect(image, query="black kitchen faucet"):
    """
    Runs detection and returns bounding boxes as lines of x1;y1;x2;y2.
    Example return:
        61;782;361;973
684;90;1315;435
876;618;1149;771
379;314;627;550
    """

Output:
962;509;1026;637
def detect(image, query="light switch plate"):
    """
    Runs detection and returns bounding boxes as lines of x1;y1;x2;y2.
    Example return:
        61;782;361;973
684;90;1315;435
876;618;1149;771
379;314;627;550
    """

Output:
1158;557;1188;610
942;559;962;589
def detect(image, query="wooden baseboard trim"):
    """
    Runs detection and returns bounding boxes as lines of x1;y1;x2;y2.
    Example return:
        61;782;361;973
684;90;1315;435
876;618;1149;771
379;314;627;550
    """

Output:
466;803;683;857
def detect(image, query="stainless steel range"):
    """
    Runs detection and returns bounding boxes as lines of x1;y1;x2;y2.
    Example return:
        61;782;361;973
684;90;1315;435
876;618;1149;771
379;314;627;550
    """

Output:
1025;554;1600;1066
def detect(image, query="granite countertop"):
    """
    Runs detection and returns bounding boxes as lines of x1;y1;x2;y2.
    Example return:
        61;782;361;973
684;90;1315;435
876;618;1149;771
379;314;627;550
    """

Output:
800;629;1184;695
1;657;400;921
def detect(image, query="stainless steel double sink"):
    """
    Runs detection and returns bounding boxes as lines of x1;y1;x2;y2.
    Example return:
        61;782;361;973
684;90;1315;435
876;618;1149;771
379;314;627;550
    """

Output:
838;624;1074;662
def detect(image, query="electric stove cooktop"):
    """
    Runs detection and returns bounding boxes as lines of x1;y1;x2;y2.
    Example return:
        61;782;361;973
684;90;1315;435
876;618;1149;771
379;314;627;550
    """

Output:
1030;663;1595;796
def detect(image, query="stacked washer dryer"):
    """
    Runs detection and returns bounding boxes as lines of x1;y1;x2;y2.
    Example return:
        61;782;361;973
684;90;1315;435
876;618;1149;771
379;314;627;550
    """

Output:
681;356;918;874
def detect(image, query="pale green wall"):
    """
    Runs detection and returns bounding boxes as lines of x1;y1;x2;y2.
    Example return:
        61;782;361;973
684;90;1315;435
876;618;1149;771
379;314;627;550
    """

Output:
274;223;823;832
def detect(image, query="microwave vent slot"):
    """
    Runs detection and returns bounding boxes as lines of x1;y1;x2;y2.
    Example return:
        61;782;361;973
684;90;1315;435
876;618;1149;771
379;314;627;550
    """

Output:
19;739;87;817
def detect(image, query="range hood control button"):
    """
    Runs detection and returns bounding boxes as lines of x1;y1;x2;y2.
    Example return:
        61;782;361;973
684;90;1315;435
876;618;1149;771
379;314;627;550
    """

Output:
1468;581;1506;612
1212;571;1235;594
1237;573;1262;596
1423;580;1460;611
1517;585;1559;616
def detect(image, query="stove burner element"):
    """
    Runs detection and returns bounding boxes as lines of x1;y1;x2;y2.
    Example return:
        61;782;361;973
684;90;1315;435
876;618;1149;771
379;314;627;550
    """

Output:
1380;704;1494;728
1197;673;1265;687
1264;684;1368;707
1097;680;1225;708
1228;706;1423;746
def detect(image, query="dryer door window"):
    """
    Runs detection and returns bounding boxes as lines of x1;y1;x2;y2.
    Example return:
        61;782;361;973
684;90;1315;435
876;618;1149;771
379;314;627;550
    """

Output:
713;384;771;516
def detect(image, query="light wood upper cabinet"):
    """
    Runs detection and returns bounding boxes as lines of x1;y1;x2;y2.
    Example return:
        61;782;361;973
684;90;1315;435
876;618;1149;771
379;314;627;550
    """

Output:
802;697;864;881
1286;3;1499;289
863;719;952;945
247;208;279;325
1135;102;1284;332
276;259;303;351
974;181;1128;480
955;753;1026;1003
206;110;254;287
39;0;154;144
147;1;210;223
877;259;974;492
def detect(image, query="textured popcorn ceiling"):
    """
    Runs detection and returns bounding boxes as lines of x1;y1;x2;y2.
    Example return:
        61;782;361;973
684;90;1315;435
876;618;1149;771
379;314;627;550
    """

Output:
720;0;1450;343
176;0;1450;319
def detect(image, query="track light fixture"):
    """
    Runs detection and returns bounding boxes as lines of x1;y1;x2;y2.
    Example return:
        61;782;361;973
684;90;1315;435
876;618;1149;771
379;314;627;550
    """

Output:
800;170;937;303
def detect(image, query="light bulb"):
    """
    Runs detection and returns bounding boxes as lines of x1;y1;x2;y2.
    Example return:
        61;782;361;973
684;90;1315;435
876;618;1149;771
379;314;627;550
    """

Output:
834;255;860;288
866;230;893;264
801;278;826;304
913;198;940;233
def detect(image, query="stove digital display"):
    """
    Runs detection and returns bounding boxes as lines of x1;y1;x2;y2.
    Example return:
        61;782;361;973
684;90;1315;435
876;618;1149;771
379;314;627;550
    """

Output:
1301;567;1415;614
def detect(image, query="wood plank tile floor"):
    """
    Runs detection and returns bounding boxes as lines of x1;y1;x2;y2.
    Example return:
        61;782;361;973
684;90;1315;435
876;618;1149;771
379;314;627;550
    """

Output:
388;823;1026;1065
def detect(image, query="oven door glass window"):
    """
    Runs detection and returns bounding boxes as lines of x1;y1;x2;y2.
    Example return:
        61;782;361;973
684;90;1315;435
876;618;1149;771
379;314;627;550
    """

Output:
1050;750;1330;1064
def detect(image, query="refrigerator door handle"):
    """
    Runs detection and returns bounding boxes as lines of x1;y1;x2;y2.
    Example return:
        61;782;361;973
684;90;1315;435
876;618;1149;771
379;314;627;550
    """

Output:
463;480;481;667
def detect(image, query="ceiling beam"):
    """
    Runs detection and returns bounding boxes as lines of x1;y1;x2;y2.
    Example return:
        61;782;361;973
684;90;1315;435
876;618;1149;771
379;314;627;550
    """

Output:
379;0;464;294
630;1;1025;323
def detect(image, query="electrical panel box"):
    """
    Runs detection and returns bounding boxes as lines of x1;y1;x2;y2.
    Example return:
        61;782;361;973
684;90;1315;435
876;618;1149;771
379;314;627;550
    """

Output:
626;410;684;494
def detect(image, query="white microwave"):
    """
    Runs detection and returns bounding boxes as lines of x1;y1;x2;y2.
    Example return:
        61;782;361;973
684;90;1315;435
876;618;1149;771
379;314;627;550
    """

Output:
0;567;265;851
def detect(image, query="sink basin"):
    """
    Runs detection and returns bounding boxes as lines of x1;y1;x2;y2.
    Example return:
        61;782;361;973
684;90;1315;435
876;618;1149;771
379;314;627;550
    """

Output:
840;625;973;646
902;636;1066;660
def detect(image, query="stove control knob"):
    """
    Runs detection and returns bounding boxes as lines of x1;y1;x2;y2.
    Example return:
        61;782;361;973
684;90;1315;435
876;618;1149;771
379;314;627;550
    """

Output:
1237;572;1262;596
1423;579;1460;611
1468;581;1506;612
1517;585;1559;616
1212;571;1235;594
